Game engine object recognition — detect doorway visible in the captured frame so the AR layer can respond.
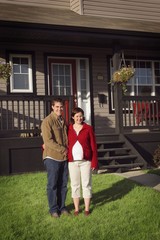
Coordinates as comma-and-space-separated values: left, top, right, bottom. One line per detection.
48, 57, 91, 123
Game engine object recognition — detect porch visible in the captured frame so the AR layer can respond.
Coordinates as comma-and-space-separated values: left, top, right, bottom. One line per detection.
0, 95, 73, 138
0, 94, 160, 175
0, 95, 160, 137
122, 96, 160, 131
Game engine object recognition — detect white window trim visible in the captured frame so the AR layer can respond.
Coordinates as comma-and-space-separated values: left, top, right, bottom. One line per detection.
9, 54, 33, 93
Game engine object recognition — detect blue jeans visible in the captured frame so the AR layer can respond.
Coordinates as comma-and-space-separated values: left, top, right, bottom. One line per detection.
44, 158, 68, 214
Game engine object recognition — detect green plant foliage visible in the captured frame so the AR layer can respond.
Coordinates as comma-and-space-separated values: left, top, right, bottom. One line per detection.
153, 145, 160, 167
112, 66, 135, 83
110, 66, 135, 95
0, 60, 12, 83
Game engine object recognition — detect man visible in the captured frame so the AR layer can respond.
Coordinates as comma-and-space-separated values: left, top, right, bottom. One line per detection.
41, 98, 69, 218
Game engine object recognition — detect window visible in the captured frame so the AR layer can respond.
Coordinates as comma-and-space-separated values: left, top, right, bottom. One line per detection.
110, 58, 160, 109
10, 54, 33, 93
50, 58, 89, 99
51, 63, 72, 95
125, 59, 160, 96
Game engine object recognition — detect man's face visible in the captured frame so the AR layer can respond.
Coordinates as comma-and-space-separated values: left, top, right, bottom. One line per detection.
52, 101, 63, 117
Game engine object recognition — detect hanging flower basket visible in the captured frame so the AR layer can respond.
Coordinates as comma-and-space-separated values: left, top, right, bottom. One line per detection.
110, 66, 135, 94
0, 60, 12, 84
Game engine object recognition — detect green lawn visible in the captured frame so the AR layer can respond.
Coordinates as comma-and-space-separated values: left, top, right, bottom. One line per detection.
145, 168, 160, 176
0, 172, 160, 240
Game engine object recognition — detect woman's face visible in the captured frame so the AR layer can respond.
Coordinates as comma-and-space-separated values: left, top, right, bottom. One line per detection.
72, 112, 84, 124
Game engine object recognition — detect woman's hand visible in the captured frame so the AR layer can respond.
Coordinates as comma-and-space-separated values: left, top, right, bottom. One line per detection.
91, 168, 98, 174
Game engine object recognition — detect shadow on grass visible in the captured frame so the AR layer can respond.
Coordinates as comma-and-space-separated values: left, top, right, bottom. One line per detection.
66, 177, 137, 212
91, 178, 137, 210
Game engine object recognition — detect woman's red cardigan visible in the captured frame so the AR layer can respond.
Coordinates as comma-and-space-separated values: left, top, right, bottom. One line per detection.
67, 123, 98, 169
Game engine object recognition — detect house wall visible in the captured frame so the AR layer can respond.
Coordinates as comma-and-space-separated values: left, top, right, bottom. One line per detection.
1, 42, 160, 134
0, 136, 44, 175
0, 0, 70, 9
82, 0, 160, 22
0, 132, 159, 175
0, 42, 115, 134
2, 41, 160, 132
38, 45, 115, 134
1, 0, 160, 23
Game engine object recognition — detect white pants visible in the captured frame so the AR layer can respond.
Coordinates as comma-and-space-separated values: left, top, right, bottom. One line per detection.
68, 160, 92, 198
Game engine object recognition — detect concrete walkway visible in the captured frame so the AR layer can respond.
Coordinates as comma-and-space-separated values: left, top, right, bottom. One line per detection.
114, 170, 160, 192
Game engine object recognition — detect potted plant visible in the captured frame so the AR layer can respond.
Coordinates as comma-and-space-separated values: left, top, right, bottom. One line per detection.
0, 59, 12, 84
110, 65, 135, 94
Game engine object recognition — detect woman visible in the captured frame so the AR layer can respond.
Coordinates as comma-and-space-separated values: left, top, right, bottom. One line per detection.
68, 107, 98, 216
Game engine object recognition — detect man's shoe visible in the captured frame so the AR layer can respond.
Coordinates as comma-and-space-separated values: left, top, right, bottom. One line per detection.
61, 210, 70, 216
51, 212, 60, 218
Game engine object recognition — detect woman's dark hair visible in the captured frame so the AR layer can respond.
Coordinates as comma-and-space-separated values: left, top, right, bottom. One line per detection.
70, 107, 85, 124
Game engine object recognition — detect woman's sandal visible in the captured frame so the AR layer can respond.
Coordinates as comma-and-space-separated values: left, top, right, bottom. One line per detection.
84, 211, 90, 216
74, 211, 79, 216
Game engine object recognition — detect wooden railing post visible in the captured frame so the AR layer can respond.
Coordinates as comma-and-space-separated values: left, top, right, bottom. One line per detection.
112, 52, 124, 134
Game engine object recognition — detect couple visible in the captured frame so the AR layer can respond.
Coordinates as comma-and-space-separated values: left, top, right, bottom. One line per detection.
41, 98, 98, 218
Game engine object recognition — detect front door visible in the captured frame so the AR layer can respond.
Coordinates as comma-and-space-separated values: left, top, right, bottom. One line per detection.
48, 57, 91, 124
48, 58, 77, 104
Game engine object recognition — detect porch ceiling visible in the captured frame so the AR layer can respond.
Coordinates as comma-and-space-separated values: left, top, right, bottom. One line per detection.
0, 3, 160, 50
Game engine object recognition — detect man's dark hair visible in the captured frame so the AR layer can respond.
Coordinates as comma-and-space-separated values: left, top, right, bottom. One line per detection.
51, 98, 64, 106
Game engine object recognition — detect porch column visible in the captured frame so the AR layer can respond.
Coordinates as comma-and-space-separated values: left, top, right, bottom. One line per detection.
112, 52, 124, 134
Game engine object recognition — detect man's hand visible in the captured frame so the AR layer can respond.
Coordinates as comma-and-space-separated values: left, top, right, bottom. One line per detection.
63, 149, 68, 158
42, 144, 45, 150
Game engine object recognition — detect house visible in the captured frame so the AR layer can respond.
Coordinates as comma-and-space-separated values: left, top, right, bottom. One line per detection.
0, 0, 160, 175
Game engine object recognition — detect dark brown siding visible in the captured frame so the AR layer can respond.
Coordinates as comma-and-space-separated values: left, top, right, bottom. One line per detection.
1, 41, 160, 133
0, 137, 44, 175
0, 42, 113, 134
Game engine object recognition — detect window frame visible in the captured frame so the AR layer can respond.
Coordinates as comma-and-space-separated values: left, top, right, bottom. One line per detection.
9, 54, 34, 93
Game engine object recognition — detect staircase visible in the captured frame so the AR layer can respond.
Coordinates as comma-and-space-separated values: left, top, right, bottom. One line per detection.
96, 133, 148, 173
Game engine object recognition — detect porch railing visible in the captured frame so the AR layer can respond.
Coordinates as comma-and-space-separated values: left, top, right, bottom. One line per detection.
0, 95, 73, 137
122, 96, 160, 131
0, 95, 160, 137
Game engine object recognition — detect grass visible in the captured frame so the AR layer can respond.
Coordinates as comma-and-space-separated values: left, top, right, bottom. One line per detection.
145, 168, 160, 176
0, 172, 160, 240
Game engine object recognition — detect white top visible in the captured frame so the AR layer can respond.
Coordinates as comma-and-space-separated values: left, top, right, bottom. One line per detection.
72, 140, 83, 160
